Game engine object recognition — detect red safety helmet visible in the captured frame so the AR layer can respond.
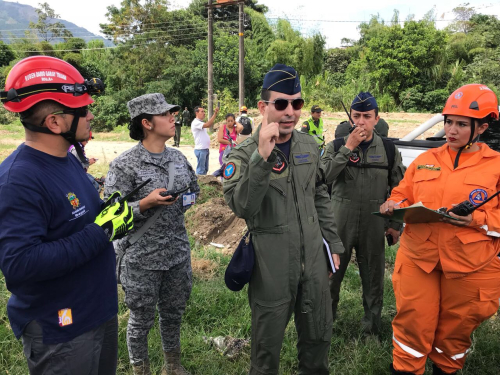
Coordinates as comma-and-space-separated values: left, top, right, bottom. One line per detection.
1, 56, 102, 113
442, 84, 499, 120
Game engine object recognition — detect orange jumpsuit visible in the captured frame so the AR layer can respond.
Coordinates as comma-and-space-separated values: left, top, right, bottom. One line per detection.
388, 143, 500, 374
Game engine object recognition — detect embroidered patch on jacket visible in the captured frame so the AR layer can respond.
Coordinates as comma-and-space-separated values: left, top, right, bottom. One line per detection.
67, 192, 80, 210
417, 165, 441, 171
293, 152, 311, 165
58, 308, 73, 327
224, 162, 236, 180
469, 189, 488, 206
349, 151, 360, 163
272, 154, 288, 174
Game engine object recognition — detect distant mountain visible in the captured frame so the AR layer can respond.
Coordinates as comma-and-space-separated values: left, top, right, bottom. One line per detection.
0, 0, 114, 47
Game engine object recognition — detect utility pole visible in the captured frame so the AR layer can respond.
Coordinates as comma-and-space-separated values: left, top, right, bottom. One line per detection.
206, 0, 245, 118
207, 0, 214, 128
238, 1, 244, 108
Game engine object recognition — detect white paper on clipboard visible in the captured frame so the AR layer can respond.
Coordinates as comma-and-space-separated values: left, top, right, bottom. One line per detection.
323, 238, 336, 274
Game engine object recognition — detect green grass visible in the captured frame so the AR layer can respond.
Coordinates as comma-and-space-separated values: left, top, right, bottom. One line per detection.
1, 242, 499, 374
0, 121, 24, 140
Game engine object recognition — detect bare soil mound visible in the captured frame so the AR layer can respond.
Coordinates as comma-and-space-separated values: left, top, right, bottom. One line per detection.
186, 175, 247, 254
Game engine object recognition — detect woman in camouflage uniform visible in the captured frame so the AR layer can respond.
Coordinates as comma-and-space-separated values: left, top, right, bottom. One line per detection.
104, 93, 199, 375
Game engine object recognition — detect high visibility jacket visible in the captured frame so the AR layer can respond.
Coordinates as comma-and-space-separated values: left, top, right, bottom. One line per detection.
388, 143, 500, 277
306, 118, 324, 146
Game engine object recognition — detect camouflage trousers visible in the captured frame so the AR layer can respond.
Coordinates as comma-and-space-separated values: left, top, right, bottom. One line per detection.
120, 257, 192, 364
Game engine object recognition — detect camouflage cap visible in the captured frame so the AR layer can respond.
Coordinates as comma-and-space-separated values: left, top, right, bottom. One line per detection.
127, 93, 180, 119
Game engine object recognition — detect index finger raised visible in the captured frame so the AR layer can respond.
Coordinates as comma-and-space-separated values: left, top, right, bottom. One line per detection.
261, 104, 269, 127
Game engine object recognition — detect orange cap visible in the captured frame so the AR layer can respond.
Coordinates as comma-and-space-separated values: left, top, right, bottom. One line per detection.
240, 106, 247, 112
442, 84, 499, 120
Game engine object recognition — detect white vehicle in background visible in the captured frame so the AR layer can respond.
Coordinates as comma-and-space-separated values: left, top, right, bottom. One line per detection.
391, 113, 500, 167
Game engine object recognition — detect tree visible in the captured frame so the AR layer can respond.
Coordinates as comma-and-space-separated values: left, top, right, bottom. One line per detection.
28, 2, 73, 42
0, 41, 15, 67
449, 4, 476, 34
359, 19, 447, 103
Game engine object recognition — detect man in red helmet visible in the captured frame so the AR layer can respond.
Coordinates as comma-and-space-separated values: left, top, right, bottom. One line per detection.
380, 84, 500, 375
0, 56, 133, 374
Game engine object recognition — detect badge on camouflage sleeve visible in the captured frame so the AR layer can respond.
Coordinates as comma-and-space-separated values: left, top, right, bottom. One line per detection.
224, 162, 236, 180
106, 171, 117, 186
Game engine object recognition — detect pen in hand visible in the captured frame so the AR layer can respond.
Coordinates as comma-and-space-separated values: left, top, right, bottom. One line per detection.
385, 198, 408, 213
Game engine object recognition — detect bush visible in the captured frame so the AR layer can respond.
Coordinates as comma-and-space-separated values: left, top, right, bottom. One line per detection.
421, 89, 449, 113
399, 87, 424, 112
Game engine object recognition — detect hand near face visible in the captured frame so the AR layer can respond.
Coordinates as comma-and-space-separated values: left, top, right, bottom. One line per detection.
258, 106, 279, 161
345, 126, 367, 151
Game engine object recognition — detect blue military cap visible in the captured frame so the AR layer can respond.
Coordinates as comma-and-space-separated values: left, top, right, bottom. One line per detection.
224, 232, 254, 292
351, 92, 378, 112
262, 64, 301, 95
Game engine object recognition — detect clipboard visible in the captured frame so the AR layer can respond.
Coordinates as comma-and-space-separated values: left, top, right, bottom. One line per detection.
371, 202, 459, 224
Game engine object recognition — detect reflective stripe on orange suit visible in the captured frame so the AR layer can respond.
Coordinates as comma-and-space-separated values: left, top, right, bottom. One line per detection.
387, 143, 500, 374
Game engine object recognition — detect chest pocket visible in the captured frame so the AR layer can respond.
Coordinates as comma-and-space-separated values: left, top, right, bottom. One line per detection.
171, 162, 192, 190
292, 151, 316, 191
413, 169, 441, 203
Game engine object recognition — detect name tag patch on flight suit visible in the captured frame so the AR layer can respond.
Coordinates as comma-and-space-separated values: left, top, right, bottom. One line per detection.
138, 169, 157, 180
224, 162, 236, 180
293, 152, 311, 165
349, 151, 360, 163
272, 154, 288, 174
417, 164, 441, 171
469, 189, 488, 205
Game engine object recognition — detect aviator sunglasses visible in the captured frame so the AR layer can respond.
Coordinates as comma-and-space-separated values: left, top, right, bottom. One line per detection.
263, 98, 305, 111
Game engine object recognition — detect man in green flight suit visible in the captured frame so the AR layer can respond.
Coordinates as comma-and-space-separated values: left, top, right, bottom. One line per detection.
300, 104, 324, 147
335, 117, 389, 138
322, 92, 406, 341
223, 64, 345, 375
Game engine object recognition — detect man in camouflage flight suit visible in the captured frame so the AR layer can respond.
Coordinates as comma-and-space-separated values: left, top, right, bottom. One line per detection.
104, 93, 199, 375
322, 92, 405, 341
223, 64, 344, 375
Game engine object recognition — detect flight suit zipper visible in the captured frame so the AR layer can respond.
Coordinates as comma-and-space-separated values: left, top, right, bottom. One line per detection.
282, 149, 305, 280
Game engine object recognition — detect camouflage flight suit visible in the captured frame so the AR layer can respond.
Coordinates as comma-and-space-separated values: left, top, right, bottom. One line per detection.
223, 127, 344, 375
322, 133, 405, 336
104, 142, 199, 365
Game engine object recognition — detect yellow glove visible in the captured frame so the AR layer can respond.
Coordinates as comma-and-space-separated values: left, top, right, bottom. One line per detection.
95, 200, 133, 241
102, 191, 122, 210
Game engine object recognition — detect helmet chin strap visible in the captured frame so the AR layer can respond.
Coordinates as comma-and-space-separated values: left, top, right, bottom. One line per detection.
453, 117, 477, 169
21, 113, 87, 164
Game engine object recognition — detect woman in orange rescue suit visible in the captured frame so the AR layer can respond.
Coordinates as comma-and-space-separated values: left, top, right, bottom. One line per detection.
380, 84, 500, 375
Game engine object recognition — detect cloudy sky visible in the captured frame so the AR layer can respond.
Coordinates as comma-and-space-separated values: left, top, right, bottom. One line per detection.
6, 0, 500, 47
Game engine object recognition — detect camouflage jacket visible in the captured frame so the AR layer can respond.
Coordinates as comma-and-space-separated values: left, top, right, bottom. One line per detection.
104, 142, 199, 270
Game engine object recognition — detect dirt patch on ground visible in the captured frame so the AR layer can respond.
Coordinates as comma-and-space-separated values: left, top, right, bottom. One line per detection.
186, 176, 247, 254
191, 257, 219, 280
187, 197, 243, 243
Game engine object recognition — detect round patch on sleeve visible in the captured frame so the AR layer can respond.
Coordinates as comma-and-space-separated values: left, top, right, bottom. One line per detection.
106, 171, 117, 187
224, 162, 236, 180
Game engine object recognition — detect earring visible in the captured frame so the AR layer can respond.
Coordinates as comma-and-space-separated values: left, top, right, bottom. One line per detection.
149, 127, 152, 130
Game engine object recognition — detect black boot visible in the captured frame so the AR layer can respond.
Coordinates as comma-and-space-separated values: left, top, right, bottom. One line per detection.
432, 363, 457, 375
390, 363, 416, 375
